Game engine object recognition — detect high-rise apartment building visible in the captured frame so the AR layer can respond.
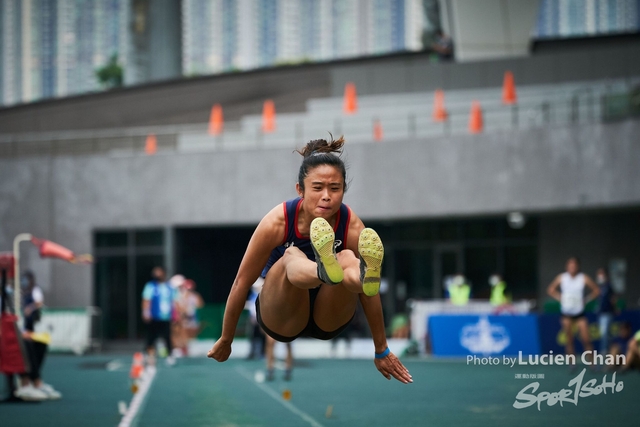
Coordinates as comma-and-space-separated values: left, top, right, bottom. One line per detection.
181, 0, 424, 76
1, 0, 129, 106
535, 0, 640, 39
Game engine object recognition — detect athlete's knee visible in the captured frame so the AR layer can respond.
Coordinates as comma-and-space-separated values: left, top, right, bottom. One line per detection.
337, 250, 358, 267
282, 246, 305, 262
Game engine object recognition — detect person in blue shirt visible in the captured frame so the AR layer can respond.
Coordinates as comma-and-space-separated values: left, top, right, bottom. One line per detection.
142, 266, 178, 366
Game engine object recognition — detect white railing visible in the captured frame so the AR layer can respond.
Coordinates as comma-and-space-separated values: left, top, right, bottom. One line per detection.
34, 306, 102, 354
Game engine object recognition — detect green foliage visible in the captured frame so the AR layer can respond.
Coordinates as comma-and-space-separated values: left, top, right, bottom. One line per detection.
95, 54, 123, 88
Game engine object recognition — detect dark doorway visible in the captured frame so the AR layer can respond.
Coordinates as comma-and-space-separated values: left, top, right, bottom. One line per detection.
175, 226, 256, 304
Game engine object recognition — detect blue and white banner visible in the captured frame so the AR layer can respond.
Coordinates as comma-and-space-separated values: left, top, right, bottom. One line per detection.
429, 315, 541, 357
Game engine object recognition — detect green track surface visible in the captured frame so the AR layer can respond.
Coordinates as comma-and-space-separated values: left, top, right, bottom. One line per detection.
1, 355, 639, 426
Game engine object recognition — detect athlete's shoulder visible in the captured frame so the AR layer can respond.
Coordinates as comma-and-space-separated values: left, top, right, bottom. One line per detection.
344, 206, 364, 251
262, 202, 288, 227
254, 202, 289, 245
346, 206, 363, 229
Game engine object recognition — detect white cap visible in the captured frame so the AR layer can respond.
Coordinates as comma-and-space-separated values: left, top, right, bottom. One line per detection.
489, 275, 500, 286
452, 275, 465, 286
169, 274, 186, 288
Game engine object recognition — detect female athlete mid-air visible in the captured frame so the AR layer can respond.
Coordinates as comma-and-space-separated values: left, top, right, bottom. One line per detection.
208, 136, 412, 384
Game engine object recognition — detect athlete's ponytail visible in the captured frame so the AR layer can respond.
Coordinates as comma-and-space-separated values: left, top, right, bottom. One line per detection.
295, 134, 348, 192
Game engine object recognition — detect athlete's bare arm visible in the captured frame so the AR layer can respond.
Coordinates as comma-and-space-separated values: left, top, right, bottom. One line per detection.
547, 275, 562, 302
208, 204, 285, 362
346, 210, 413, 384
583, 275, 600, 304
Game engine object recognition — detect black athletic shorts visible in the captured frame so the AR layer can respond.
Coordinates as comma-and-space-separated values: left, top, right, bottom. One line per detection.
256, 286, 354, 343
562, 311, 586, 320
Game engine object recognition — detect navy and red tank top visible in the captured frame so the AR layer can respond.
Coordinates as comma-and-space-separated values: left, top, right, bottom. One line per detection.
261, 197, 351, 278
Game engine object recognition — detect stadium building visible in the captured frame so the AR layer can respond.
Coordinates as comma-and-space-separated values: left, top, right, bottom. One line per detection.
1, 0, 639, 342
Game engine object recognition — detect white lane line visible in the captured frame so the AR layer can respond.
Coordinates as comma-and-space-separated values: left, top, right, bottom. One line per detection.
235, 366, 325, 427
106, 359, 124, 371
118, 366, 157, 427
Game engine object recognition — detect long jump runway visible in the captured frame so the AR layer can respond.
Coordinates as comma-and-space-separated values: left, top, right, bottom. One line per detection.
1, 354, 638, 426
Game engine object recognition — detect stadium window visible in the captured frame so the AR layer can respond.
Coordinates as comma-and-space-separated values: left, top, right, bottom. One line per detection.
95, 231, 128, 248
437, 221, 459, 241
464, 220, 499, 240
134, 229, 164, 247
505, 217, 538, 239
504, 245, 538, 300
464, 247, 498, 299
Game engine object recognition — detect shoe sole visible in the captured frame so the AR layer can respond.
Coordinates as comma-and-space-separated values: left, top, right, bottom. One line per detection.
310, 217, 344, 284
359, 228, 384, 296
14, 393, 47, 401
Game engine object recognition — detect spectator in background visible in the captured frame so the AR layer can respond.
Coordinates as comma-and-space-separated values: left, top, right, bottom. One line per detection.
169, 274, 188, 358
331, 305, 366, 358
22, 270, 43, 333
489, 273, 509, 306
448, 274, 470, 306
547, 257, 600, 363
390, 312, 410, 339
595, 267, 617, 355
142, 266, 178, 366
265, 335, 293, 381
181, 279, 204, 353
608, 322, 633, 370
245, 279, 266, 360
620, 327, 640, 373
15, 271, 61, 400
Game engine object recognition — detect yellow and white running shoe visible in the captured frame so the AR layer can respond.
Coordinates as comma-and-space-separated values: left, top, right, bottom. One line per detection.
358, 228, 384, 296
310, 217, 344, 284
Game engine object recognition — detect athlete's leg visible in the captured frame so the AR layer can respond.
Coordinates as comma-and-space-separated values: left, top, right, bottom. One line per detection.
576, 317, 593, 358
259, 248, 312, 338
562, 317, 575, 356
282, 246, 331, 289
312, 250, 360, 333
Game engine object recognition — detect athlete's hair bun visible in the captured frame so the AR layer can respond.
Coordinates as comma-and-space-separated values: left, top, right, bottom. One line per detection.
296, 134, 345, 158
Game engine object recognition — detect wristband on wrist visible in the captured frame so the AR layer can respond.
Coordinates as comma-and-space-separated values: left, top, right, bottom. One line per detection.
375, 347, 390, 359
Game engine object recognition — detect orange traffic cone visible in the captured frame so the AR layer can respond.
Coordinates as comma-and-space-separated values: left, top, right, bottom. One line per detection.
432, 89, 448, 122
343, 82, 358, 114
373, 119, 384, 141
468, 101, 483, 134
145, 134, 157, 155
208, 104, 224, 135
502, 71, 517, 104
262, 100, 276, 133
130, 352, 144, 380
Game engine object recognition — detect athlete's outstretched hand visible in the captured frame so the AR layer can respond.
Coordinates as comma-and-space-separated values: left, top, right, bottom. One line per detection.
374, 352, 413, 384
208, 338, 232, 362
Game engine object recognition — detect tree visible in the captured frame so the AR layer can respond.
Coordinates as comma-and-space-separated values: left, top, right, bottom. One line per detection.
96, 54, 123, 89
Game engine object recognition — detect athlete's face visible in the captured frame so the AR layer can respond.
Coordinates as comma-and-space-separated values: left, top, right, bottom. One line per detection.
566, 259, 579, 276
297, 165, 345, 219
